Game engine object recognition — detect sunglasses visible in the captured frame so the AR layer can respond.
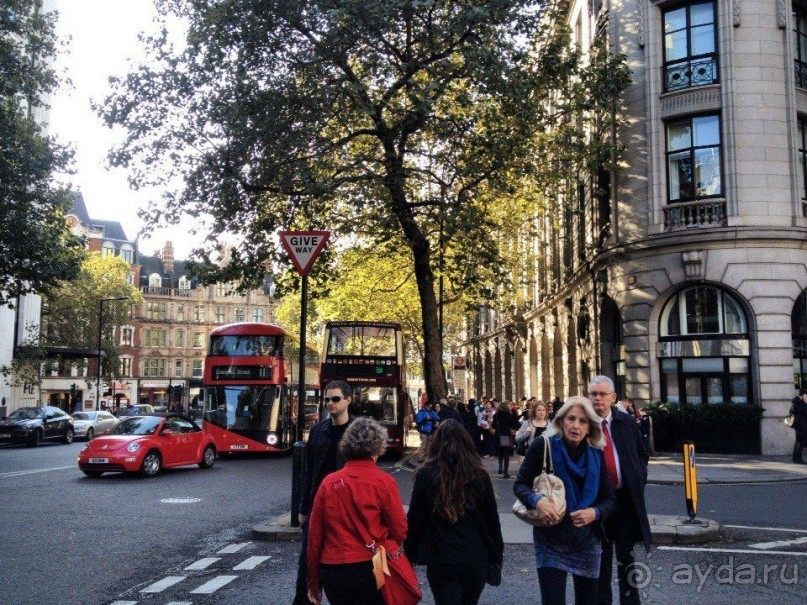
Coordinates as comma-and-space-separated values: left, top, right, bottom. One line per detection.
326, 396, 344, 403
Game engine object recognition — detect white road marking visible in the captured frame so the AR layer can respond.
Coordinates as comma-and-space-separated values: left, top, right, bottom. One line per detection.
233, 555, 271, 570
724, 524, 807, 534
190, 575, 238, 594
185, 557, 221, 570
749, 536, 807, 550
0, 465, 74, 478
109, 601, 138, 605
165, 602, 193, 605
217, 542, 251, 554
658, 546, 807, 556
140, 576, 186, 593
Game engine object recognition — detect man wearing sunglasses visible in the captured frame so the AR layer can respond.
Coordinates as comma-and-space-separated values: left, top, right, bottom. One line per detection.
294, 380, 355, 605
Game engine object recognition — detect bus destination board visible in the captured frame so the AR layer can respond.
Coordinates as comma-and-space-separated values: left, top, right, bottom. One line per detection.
213, 365, 273, 380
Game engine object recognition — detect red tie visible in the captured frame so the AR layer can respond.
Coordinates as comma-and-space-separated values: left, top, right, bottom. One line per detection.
602, 420, 619, 488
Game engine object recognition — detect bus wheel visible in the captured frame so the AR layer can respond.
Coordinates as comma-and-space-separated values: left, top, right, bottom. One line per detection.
199, 445, 216, 469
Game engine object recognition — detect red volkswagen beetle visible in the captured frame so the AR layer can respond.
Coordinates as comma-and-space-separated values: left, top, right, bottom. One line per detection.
77, 413, 217, 478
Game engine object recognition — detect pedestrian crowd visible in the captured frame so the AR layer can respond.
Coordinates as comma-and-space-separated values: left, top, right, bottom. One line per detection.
295, 376, 651, 605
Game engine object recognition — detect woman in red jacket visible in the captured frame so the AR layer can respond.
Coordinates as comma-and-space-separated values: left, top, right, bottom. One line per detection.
307, 417, 408, 605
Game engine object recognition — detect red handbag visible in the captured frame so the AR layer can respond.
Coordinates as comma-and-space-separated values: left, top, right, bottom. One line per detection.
335, 479, 422, 605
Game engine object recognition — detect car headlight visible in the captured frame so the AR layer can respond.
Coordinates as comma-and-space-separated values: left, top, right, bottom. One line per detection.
266, 434, 278, 445
126, 442, 141, 453
80, 446, 88, 453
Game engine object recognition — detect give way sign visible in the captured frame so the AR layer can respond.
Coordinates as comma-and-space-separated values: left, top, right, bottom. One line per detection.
278, 231, 331, 276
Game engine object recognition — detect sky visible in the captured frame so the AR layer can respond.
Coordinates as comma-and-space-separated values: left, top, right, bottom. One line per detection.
50, 0, 200, 259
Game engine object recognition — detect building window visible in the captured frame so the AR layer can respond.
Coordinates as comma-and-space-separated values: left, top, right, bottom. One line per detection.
792, 291, 807, 390
179, 275, 191, 290
120, 244, 134, 264
176, 329, 184, 348
194, 304, 205, 322
799, 117, 807, 201
120, 326, 134, 347
663, 1, 718, 92
149, 273, 162, 288
119, 357, 132, 377
175, 359, 183, 378
216, 284, 227, 297
795, 7, 807, 88
144, 329, 167, 348
234, 308, 245, 322
193, 332, 203, 348
253, 308, 264, 323
177, 305, 185, 321
126, 272, 135, 286
102, 241, 115, 257
146, 302, 167, 320
215, 306, 225, 323
192, 360, 203, 378
143, 358, 166, 377
666, 114, 721, 202
658, 286, 750, 405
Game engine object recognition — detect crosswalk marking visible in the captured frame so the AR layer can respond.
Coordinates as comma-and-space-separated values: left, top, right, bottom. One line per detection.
185, 557, 221, 570
724, 524, 807, 534
217, 542, 251, 554
165, 602, 193, 605
140, 576, 186, 593
749, 536, 807, 550
190, 575, 239, 594
233, 555, 271, 570
109, 601, 138, 605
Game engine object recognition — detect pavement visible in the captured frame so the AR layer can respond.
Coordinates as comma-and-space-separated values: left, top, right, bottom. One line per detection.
253, 433, 807, 546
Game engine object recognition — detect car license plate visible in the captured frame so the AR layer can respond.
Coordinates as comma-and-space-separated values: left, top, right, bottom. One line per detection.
230, 444, 248, 450
0, 434, 10, 438
88, 457, 109, 464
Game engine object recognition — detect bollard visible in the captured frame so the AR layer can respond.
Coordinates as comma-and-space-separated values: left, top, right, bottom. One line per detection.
290, 440, 307, 528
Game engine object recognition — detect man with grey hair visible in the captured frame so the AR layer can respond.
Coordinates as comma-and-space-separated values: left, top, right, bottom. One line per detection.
587, 376, 651, 605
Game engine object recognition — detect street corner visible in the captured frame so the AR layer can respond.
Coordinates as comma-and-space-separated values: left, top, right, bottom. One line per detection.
252, 514, 304, 542
649, 514, 721, 545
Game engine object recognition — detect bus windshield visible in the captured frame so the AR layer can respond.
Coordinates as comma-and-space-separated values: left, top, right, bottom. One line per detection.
204, 385, 280, 431
327, 325, 396, 357
349, 386, 398, 424
209, 335, 282, 357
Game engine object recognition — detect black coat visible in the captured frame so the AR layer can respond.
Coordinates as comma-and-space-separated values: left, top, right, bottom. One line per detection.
404, 466, 503, 574
791, 396, 807, 440
607, 409, 652, 550
299, 415, 355, 516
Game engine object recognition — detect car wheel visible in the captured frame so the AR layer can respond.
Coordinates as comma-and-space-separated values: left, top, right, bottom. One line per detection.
27, 429, 42, 448
86, 428, 94, 441
140, 451, 162, 478
199, 445, 216, 469
82, 470, 103, 478
62, 428, 74, 444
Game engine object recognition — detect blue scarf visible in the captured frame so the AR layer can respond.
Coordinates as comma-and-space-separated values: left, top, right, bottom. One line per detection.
549, 434, 602, 512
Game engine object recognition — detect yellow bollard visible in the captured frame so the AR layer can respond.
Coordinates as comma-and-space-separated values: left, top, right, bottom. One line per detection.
683, 441, 699, 523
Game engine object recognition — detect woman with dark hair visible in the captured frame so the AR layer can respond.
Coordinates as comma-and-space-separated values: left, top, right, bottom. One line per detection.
405, 419, 503, 605
492, 400, 519, 478
306, 418, 407, 605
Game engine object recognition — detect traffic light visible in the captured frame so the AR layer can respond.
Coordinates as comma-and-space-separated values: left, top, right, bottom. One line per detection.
70, 383, 77, 399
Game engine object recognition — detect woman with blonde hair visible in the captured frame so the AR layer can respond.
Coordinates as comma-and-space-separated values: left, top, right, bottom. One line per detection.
515, 400, 550, 459
513, 397, 616, 605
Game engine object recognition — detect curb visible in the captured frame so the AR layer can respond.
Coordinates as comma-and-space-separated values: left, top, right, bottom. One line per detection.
648, 514, 720, 545
253, 514, 303, 542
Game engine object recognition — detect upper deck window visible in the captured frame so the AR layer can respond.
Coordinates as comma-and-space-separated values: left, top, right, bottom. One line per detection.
209, 334, 283, 357
663, 1, 718, 92
327, 325, 397, 357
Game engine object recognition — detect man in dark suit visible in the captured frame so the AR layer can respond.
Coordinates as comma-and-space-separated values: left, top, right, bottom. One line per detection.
588, 376, 652, 605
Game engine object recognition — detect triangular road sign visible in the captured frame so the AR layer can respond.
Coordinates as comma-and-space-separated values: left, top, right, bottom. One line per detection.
279, 231, 331, 276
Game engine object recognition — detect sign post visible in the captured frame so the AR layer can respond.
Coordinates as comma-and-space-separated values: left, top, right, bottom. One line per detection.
278, 230, 330, 528
683, 441, 700, 523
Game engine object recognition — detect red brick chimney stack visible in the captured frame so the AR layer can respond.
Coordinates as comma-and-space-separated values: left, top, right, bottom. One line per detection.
162, 241, 175, 273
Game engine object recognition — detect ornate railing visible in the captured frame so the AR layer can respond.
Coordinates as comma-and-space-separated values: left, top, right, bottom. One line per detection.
664, 199, 726, 230
664, 55, 719, 93
141, 286, 191, 298
796, 60, 807, 89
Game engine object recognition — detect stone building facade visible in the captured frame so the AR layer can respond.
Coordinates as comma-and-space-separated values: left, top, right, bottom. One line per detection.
459, 0, 807, 455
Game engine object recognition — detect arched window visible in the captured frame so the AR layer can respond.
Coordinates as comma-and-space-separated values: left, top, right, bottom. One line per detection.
101, 241, 115, 257
658, 286, 751, 405
792, 291, 807, 390
120, 244, 134, 264
149, 273, 162, 288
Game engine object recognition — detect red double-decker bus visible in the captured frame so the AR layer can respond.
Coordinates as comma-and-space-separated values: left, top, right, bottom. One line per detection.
201, 323, 295, 453
320, 321, 413, 456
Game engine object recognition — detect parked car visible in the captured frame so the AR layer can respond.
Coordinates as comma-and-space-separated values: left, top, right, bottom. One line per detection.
0, 406, 74, 447
71, 410, 119, 440
77, 413, 217, 478
117, 404, 155, 417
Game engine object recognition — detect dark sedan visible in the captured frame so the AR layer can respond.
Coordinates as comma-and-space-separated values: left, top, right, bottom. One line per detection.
0, 406, 75, 447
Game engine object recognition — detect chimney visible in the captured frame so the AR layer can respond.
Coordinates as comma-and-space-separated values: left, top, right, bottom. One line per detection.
162, 241, 175, 273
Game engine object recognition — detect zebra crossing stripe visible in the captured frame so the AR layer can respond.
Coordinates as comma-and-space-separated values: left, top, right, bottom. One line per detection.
109, 601, 138, 605
190, 575, 239, 594
233, 555, 271, 570
165, 602, 193, 605
217, 542, 251, 554
185, 557, 221, 570
140, 576, 186, 593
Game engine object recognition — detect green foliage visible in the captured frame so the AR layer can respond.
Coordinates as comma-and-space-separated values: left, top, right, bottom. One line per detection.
0, 0, 85, 304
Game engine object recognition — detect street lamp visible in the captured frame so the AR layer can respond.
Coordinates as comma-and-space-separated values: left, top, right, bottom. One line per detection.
96, 296, 129, 411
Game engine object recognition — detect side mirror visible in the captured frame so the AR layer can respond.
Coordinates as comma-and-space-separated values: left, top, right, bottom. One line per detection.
161, 429, 173, 437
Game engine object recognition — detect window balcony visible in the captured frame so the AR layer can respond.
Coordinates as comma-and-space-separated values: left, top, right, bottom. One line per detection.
663, 55, 719, 93
663, 199, 726, 231
141, 286, 191, 298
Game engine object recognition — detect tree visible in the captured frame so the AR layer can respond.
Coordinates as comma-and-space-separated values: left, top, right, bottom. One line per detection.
99, 0, 628, 405
0, 0, 85, 304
